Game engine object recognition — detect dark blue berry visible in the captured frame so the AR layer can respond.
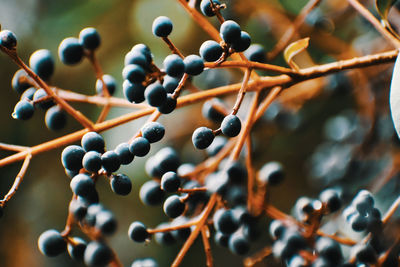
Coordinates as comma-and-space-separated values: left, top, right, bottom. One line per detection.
85, 204, 104, 226
158, 94, 176, 114
315, 237, 343, 264
82, 151, 102, 173
352, 190, 374, 216
131, 43, 152, 64
123, 80, 145, 103
319, 188, 341, 213
214, 231, 229, 247
202, 98, 226, 122
199, 40, 223, 62
213, 209, 239, 235
110, 174, 132, 196
38, 229, 67, 257
12, 99, 34, 120
83, 242, 112, 267
79, 27, 101, 50
163, 54, 184, 77
163, 75, 180, 93
184, 54, 204, 75
139, 180, 165, 206
244, 44, 267, 63
95, 210, 117, 235
20, 87, 36, 100
163, 195, 185, 218
96, 74, 117, 95
231, 31, 252, 52
124, 50, 148, 67
67, 237, 86, 261
192, 127, 214, 149
220, 20, 241, 44
145, 83, 167, 107
130, 137, 151, 157
154, 223, 176, 246
269, 220, 286, 239
206, 136, 227, 156
152, 16, 173, 37
258, 161, 284, 186
70, 173, 95, 197
61, 145, 85, 171
12, 69, 32, 94
33, 88, 54, 110
221, 114, 241, 137
81, 132, 105, 153
101, 151, 120, 173
128, 221, 150, 242
0, 30, 17, 49
170, 217, 191, 241
69, 198, 87, 221
141, 122, 165, 143
114, 143, 134, 165
29, 49, 55, 81
161, 171, 181, 192
200, 0, 221, 17
123, 64, 146, 84
349, 213, 367, 232
45, 105, 67, 131
228, 230, 250, 255
224, 160, 247, 184
350, 244, 377, 264
58, 37, 84, 65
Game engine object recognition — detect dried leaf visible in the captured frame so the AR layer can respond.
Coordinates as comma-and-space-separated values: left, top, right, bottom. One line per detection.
389, 50, 400, 137
283, 37, 310, 71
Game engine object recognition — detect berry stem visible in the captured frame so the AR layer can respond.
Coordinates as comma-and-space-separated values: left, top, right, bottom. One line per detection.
161, 37, 185, 59
232, 68, 252, 115
200, 225, 214, 267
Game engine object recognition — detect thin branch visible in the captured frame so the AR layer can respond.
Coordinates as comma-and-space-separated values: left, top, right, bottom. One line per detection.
200, 226, 214, 267
0, 143, 29, 152
232, 68, 252, 115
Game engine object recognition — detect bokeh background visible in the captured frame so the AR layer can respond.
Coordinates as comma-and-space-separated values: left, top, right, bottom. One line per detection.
0, 0, 399, 266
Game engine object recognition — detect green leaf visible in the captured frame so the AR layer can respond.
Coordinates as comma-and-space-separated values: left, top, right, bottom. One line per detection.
375, 0, 396, 20
283, 37, 310, 71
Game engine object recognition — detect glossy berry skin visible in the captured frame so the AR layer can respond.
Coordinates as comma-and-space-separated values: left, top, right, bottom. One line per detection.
161, 171, 180, 192
81, 132, 105, 153
70, 173, 95, 197
152, 16, 173, 37
128, 221, 149, 242
96, 74, 117, 96
85, 203, 104, 226
163, 195, 185, 218
184, 55, 204, 75
349, 213, 367, 232
258, 161, 284, 186
144, 83, 167, 107
101, 151, 120, 173
0, 30, 17, 49
29, 49, 55, 81
110, 174, 132, 195
213, 209, 239, 235
129, 137, 151, 157
206, 136, 227, 156
38, 229, 67, 257
45, 105, 67, 131
12, 69, 32, 94
69, 198, 88, 221
244, 44, 267, 63
139, 180, 165, 206
61, 145, 85, 171
315, 237, 342, 264
20, 87, 36, 101
123, 64, 146, 84
202, 98, 226, 122
231, 31, 251, 52
319, 189, 341, 213
214, 231, 229, 247
350, 244, 377, 264
114, 143, 134, 165
220, 20, 241, 44
67, 237, 86, 261
163, 75, 180, 93
12, 99, 34, 120
158, 94, 177, 114
83, 242, 112, 267
95, 210, 117, 235
269, 220, 286, 239
199, 40, 223, 62
151, 147, 181, 175
131, 43, 152, 64
33, 88, 54, 110
82, 151, 102, 173
200, 0, 221, 17
163, 54, 185, 77
221, 114, 241, 137
131, 258, 159, 267
228, 230, 250, 255
125, 50, 148, 67
192, 127, 214, 150
79, 27, 101, 50
58, 37, 84, 65
123, 80, 145, 103
141, 122, 165, 143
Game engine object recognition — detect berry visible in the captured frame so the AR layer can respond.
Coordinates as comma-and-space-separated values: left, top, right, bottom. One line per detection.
69, 198, 88, 221
258, 161, 284, 186
114, 143, 134, 165
95, 210, 117, 235
125, 50, 148, 67
319, 188, 341, 213
349, 213, 367, 232
315, 237, 342, 264
224, 160, 247, 184
0, 30, 17, 49
231, 31, 252, 52
139, 180, 165, 206
131, 43, 152, 64
161, 171, 181, 192
192, 127, 214, 149
151, 147, 181, 175
33, 88, 54, 110
130, 137, 151, 157
200, 0, 221, 17
228, 230, 250, 255
45, 105, 67, 131
12, 69, 32, 94
85, 204, 104, 226
221, 114, 241, 137
154, 223, 176, 246
244, 44, 267, 63
123, 80, 145, 103
83, 242, 112, 267
20, 87, 36, 100
38, 229, 67, 257
70, 173, 95, 197
79, 27, 101, 50
214, 231, 229, 247
206, 136, 227, 156
131, 258, 159, 267
202, 98, 226, 122
213, 209, 239, 234
61, 145, 85, 171
163, 75, 180, 93
158, 94, 177, 114
110, 174, 132, 196
163, 54, 185, 77
67, 237, 87, 261
101, 151, 120, 173
144, 83, 167, 107
184, 54, 204, 75
123, 64, 146, 84
12, 99, 34, 120
152, 16, 173, 37
199, 40, 223, 62
350, 243, 377, 264
141, 122, 165, 143
82, 151, 102, 173
29, 49, 55, 81
220, 20, 241, 44
170, 217, 191, 241
269, 220, 286, 239
81, 132, 105, 153
352, 190, 374, 215
128, 221, 149, 242
96, 74, 117, 95
163, 195, 185, 218
58, 37, 84, 65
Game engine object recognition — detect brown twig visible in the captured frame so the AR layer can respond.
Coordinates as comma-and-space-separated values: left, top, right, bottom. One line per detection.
200, 225, 214, 267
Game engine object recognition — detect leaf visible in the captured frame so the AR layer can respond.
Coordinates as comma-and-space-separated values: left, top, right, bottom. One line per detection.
283, 37, 310, 71
375, 0, 396, 21
389, 50, 400, 137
